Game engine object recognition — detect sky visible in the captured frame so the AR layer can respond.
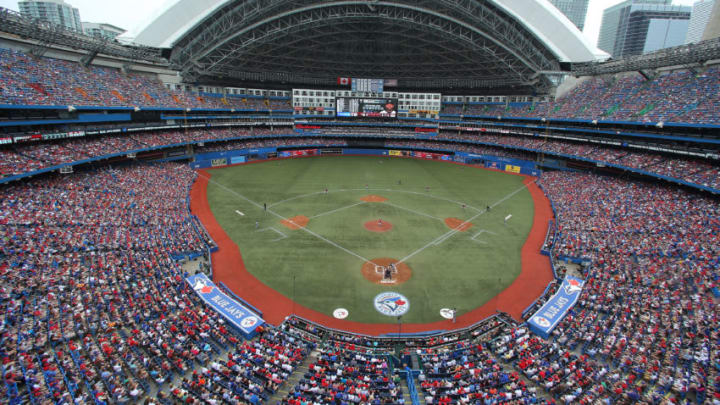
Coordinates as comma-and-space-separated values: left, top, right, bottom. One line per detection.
0, 0, 705, 46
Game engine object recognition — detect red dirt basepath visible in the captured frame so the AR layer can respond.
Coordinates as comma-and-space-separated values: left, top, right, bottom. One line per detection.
361, 258, 412, 285
444, 217, 474, 232
280, 215, 309, 230
191, 164, 554, 334
364, 219, 393, 232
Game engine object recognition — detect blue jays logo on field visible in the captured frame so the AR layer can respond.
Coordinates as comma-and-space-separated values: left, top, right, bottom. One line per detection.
374, 292, 409, 316
563, 278, 584, 295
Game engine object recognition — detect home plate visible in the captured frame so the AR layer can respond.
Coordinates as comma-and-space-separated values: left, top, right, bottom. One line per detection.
333, 308, 349, 319
235, 210, 244, 216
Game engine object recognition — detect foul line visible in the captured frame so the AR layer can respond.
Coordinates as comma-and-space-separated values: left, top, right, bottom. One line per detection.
309, 201, 365, 219
199, 173, 375, 265
382, 201, 443, 221
256, 227, 288, 242
397, 184, 528, 264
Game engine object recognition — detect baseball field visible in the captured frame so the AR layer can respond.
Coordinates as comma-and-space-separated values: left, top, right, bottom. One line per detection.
195, 155, 541, 326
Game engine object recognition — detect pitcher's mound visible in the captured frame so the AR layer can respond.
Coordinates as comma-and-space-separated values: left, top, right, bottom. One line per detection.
361, 258, 412, 285
360, 195, 388, 202
365, 219, 393, 232
445, 217, 474, 232
280, 215, 309, 230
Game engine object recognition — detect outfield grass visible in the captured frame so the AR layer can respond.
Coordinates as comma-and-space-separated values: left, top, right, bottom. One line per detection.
205, 155, 534, 324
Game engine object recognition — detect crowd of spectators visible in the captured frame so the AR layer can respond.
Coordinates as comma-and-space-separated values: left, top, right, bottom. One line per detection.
0, 130, 718, 403
0, 162, 313, 403
419, 337, 546, 404
441, 68, 720, 124
498, 171, 720, 404
0, 127, 299, 178
3, 126, 719, 198
0, 48, 291, 110
279, 343, 403, 405
437, 131, 720, 190
7, 45, 720, 124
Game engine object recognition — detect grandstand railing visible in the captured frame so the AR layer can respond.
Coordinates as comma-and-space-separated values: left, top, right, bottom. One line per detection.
0, 7, 165, 63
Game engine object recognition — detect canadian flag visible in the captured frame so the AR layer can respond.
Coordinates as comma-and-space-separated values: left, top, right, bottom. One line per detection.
337, 77, 350, 85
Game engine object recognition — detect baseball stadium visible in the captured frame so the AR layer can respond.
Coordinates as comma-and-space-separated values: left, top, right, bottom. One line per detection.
0, 0, 718, 404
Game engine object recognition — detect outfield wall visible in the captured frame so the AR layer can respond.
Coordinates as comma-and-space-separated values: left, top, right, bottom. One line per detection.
190, 146, 541, 177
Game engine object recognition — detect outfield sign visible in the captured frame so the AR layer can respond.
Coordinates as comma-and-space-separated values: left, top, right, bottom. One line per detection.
527, 276, 584, 339
187, 273, 265, 338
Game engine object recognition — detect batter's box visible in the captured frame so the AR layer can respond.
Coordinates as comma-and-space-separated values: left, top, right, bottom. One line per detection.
256, 227, 288, 242
362, 258, 411, 285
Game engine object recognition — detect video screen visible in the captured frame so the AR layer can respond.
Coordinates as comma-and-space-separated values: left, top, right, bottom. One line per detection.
336, 97, 397, 118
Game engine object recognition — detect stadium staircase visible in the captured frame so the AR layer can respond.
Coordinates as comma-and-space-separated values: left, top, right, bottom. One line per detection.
636, 103, 656, 118
399, 375, 422, 405
75, 87, 91, 101
111, 89, 127, 102
27, 82, 49, 96
603, 103, 620, 117
267, 348, 318, 403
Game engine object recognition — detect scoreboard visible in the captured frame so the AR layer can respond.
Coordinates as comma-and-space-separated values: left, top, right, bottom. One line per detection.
336, 97, 398, 118
351, 78, 384, 93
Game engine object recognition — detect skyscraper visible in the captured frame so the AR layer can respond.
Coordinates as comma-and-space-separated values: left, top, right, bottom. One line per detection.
548, 0, 590, 32
685, 0, 715, 43
598, 0, 691, 58
83, 22, 126, 41
18, 0, 82, 32
701, 0, 720, 39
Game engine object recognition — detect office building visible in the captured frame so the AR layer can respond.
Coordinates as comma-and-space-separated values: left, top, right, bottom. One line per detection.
18, 0, 82, 32
548, 0, 590, 31
598, 0, 691, 58
686, 0, 715, 43
83, 22, 126, 40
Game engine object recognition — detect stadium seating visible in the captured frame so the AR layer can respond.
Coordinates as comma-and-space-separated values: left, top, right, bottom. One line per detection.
436, 131, 720, 190
525, 171, 719, 404
2, 36, 720, 405
0, 48, 291, 110
441, 68, 720, 124
0, 163, 316, 404
5, 127, 718, 192
418, 339, 546, 404
4, 46, 720, 123
279, 343, 404, 404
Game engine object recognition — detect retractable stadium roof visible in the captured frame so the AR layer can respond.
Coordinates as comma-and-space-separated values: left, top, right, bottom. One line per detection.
130, 0, 604, 93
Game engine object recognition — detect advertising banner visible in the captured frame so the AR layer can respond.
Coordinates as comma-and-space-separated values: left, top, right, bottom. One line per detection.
230, 156, 246, 165
528, 276, 584, 339
211, 158, 227, 167
186, 273, 265, 338
505, 164, 521, 174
